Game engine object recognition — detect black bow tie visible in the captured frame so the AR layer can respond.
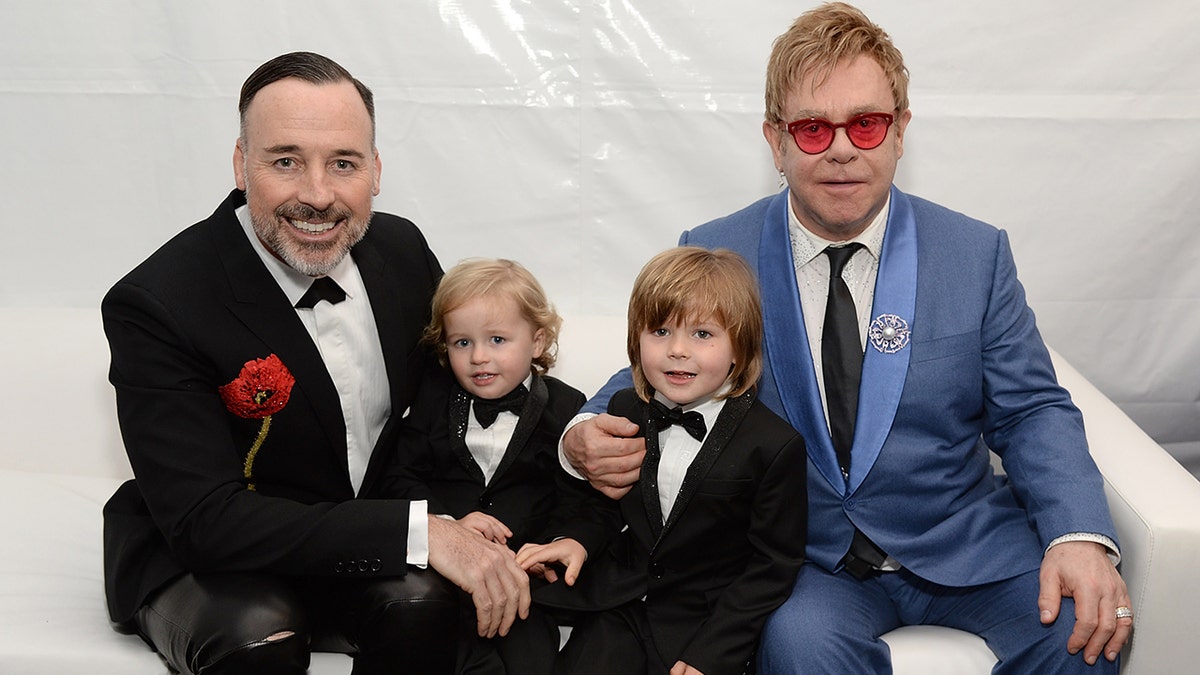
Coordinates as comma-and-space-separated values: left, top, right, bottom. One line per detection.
473, 384, 528, 428
649, 398, 707, 442
295, 276, 346, 309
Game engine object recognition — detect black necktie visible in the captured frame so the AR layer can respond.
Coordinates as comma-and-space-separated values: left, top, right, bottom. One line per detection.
473, 384, 528, 428
823, 244, 891, 578
649, 398, 707, 442
822, 244, 864, 480
295, 276, 346, 309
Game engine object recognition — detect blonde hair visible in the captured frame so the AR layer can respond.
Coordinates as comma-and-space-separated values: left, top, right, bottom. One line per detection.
423, 258, 561, 374
627, 247, 763, 401
764, 2, 909, 125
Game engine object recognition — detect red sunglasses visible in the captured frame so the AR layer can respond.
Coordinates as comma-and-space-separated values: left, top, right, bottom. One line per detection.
784, 112, 895, 154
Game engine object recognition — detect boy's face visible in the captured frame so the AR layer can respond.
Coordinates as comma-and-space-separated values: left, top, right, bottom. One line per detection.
444, 294, 546, 400
639, 314, 734, 406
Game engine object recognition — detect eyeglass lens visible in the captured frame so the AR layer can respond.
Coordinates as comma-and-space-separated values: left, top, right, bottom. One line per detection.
788, 113, 893, 154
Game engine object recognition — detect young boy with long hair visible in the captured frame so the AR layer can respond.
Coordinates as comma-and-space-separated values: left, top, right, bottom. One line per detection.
518, 247, 808, 675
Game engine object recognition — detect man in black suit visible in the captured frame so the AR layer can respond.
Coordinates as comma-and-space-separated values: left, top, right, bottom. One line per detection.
101, 52, 529, 675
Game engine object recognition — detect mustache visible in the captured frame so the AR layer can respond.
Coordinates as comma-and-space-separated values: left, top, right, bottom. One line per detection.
276, 204, 352, 223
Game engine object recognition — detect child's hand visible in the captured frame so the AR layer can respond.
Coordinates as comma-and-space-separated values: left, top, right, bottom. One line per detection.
515, 539, 587, 586
670, 661, 704, 675
457, 511, 513, 544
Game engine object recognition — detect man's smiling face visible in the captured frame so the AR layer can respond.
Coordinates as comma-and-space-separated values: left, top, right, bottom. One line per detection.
234, 77, 381, 276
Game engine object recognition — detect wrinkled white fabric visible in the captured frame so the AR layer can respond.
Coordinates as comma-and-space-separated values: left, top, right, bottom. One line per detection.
2, 0, 1196, 469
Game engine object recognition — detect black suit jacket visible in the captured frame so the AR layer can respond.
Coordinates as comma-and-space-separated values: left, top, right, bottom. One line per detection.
101, 189, 442, 623
396, 372, 605, 551
536, 388, 808, 674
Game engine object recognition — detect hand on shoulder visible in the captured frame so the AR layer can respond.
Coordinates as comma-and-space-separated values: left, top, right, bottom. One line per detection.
563, 413, 645, 499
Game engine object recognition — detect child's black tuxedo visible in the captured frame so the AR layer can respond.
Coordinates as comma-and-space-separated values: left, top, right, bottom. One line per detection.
535, 387, 808, 674
397, 369, 606, 552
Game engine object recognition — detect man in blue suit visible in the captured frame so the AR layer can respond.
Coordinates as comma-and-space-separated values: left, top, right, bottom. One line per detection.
562, 3, 1132, 672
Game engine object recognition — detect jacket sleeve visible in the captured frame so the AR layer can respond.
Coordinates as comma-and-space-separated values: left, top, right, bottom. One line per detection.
578, 366, 635, 416
542, 389, 635, 554
382, 366, 449, 506
977, 231, 1117, 550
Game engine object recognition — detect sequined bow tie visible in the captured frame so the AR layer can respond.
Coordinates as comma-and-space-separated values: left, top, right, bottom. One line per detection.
649, 398, 706, 442
473, 384, 528, 428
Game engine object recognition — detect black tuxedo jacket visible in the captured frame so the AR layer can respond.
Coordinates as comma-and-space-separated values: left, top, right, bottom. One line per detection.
536, 388, 808, 674
396, 372, 608, 551
101, 189, 442, 624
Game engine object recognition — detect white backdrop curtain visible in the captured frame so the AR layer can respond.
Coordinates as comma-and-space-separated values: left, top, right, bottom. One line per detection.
2, 1, 1197, 474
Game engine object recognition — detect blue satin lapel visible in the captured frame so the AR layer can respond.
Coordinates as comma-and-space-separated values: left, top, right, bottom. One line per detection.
848, 186, 917, 492
758, 191, 844, 490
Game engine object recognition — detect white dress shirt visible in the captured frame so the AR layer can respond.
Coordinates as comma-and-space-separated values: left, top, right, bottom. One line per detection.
465, 375, 533, 486
786, 195, 889, 435
653, 390, 728, 522
236, 206, 429, 565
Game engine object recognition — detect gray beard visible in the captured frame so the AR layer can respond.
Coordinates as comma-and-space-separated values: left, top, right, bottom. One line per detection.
244, 192, 371, 276
257, 221, 358, 277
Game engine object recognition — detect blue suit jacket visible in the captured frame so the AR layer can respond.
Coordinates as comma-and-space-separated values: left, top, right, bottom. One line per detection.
588, 187, 1117, 587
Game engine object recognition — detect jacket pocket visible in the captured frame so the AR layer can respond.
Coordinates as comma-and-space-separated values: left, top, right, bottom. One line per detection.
909, 329, 979, 364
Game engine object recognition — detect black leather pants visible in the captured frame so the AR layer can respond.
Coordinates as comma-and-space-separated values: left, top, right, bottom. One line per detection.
135, 570, 459, 675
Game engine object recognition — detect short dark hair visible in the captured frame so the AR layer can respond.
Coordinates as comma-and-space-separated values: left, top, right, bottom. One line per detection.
238, 51, 375, 141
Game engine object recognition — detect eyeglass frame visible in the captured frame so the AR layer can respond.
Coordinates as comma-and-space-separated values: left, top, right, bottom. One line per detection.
783, 111, 897, 155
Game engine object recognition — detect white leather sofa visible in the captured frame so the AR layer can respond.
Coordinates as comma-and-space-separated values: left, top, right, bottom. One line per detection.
1, 308, 1196, 674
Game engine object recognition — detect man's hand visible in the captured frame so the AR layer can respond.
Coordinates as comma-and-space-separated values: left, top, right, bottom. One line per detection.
1038, 540, 1132, 665
427, 515, 530, 638
458, 511, 513, 545
562, 413, 645, 499
670, 661, 705, 675
516, 539, 587, 586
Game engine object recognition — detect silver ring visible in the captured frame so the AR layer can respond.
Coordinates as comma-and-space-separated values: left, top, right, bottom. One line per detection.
1115, 606, 1133, 620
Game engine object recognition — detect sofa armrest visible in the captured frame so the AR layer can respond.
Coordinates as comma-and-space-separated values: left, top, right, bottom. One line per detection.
1050, 348, 1200, 674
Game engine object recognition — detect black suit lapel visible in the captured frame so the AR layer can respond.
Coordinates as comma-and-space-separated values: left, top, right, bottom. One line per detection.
639, 408, 666, 539
352, 232, 404, 398
353, 232, 402, 491
448, 384, 487, 483
214, 192, 348, 466
658, 392, 754, 541
354, 227, 439, 492
489, 373, 548, 487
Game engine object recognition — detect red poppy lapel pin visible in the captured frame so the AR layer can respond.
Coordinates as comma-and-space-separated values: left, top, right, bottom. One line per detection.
218, 354, 296, 490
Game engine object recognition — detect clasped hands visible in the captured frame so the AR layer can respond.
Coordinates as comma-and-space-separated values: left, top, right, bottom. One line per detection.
426, 513, 528, 638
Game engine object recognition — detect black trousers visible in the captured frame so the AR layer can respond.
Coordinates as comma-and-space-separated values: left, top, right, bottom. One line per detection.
455, 601, 561, 675
134, 569, 459, 675
554, 602, 670, 675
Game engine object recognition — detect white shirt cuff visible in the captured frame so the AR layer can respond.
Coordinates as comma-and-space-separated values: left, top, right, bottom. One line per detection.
557, 412, 597, 480
1047, 532, 1120, 566
406, 500, 429, 568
